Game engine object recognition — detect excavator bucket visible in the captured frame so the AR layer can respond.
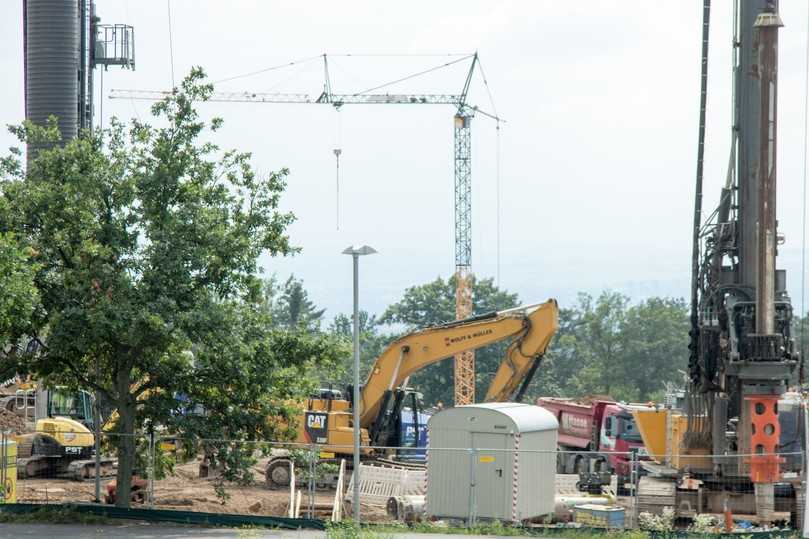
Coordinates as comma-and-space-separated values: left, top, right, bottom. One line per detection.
632, 409, 667, 463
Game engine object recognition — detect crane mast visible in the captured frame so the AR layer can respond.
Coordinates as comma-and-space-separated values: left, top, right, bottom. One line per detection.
111, 53, 500, 406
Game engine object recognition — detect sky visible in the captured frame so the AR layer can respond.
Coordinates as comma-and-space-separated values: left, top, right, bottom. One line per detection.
1, 1, 809, 321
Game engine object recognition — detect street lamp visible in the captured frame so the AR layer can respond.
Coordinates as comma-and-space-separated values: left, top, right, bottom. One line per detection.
342, 244, 377, 525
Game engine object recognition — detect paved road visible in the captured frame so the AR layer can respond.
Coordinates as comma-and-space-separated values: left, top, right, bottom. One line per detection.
0, 522, 535, 538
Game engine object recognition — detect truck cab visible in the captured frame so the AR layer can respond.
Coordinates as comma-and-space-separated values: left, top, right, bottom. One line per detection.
598, 404, 645, 476
537, 397, 648, 480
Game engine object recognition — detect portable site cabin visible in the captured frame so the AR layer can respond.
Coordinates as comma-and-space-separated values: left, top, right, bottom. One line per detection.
426, 403, 558, 522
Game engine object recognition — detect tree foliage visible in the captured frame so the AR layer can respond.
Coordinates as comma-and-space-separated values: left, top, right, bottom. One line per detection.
378, 275, 520, 406
0, 68, 344, 506
364, 279, 690, 406
529, 292, 690, 402
0, 231, 39, 348
329, 310, 389, 386
260, 274, 325, 331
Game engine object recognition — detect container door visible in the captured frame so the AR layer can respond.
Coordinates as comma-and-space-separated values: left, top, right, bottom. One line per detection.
472, 432, 509, 520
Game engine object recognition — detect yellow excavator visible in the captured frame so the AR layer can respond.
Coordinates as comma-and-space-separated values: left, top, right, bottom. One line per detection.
265, 299, 559, 488
1, 381, 115, 479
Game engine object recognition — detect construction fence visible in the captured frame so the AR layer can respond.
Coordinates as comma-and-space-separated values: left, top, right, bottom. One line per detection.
1, 432, 806, 532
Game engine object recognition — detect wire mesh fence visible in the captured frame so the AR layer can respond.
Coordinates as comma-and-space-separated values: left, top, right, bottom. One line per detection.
0, 431, 804, 532
9, 430, 142, 506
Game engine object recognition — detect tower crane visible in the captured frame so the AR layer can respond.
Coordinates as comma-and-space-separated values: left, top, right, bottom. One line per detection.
111, 53, 502, 405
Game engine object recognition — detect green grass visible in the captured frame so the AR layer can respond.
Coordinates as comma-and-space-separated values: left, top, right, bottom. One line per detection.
326, 521, 396, 539
327, 521, 655, 539
0, 506, 110, 525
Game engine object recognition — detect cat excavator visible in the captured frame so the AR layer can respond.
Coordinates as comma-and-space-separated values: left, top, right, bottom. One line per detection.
265, 299, 559, 488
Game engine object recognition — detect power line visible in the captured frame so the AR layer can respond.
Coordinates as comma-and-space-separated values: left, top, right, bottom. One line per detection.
167, 0, 175, 88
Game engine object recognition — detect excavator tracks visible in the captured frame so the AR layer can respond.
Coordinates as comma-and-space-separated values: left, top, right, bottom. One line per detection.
66, 457, 117, 480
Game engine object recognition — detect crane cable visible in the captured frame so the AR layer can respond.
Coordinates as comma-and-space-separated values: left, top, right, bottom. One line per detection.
167, 0, 175, 88
801, 0, 809, 374
477, 58, 502, 286
334, 110, 343, 231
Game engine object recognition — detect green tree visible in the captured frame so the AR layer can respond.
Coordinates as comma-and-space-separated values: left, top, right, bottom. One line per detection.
379, 275, 519, 406
0, 68, 317, 506
568, 291, 630, 398
168, 301, 346, 493
329, 310, 390, 386
0, 231, 39, 348
261, 274, 325, 331
526, 292, 689, 402
619, 297, 689, 401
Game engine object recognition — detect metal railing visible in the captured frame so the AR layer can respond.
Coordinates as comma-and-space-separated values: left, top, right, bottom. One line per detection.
0, 432, 804, 533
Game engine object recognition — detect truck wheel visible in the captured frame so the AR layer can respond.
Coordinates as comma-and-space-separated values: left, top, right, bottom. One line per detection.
556, 453, 566, 474
266, 459, 292, 489
574, 456, 588, 474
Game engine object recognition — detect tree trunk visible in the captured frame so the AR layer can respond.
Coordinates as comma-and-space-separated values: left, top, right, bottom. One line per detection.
115, 369, 136, 508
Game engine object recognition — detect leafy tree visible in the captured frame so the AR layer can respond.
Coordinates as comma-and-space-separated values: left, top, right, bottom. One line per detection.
0, 68, 317, 506
261, 274, 325, 331
619, 297, 689, 401
0, 231, 39, 348
167, 301, 346, 495
527, 292, 689, 402
793, 314, 809, 377
567, 291, 630, 398
379, 275, 520, 406
329, 310, 390, 386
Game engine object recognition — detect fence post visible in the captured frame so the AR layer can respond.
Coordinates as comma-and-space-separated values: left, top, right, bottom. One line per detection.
0, 430, 6, 503
630, 450, 639, 529
147, 430, 155, 508
467, 448, 477, 527
796, 400, 809, 538
93, 397, 101, 503
307, 444, 317, 519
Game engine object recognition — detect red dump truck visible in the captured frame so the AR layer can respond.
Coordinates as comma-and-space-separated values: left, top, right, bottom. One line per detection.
536, 397, 646, 480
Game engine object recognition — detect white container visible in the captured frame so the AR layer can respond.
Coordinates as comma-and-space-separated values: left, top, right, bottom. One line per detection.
426, 403, 558, 522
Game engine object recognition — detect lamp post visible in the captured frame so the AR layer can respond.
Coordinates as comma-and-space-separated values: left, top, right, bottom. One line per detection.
342, 244, 377, 526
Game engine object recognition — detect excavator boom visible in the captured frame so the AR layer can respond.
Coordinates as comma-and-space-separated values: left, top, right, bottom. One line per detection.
483, 301, 558, 402
359, 299, 559, 426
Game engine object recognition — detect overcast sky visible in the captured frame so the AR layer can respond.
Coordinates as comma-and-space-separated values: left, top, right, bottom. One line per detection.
2, 1, 809, 320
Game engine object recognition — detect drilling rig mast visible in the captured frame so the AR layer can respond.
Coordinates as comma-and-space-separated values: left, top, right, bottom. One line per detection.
636, 0, 801, 524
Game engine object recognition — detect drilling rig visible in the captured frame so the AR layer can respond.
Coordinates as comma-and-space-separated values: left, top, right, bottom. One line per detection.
634, 1, 803, 525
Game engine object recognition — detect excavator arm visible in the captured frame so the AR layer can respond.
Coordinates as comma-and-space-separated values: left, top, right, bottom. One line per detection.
483, 300, 559, 402
358, 299, 559, 426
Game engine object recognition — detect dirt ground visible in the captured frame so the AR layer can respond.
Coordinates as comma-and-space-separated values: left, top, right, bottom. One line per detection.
14, 457, 389, 522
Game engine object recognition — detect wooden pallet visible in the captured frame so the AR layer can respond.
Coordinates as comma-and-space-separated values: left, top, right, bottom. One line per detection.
636, 476, 676, 515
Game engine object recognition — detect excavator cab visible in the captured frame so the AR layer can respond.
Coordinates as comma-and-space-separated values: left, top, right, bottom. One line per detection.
368, 388, 424, 451
47, 388, 95, 431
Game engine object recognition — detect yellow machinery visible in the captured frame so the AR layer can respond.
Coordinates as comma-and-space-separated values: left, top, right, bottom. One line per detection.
266, 300, 559, 487
0, 440, 16, 503
5, 383, 114, 479
632, 408, 713, 473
